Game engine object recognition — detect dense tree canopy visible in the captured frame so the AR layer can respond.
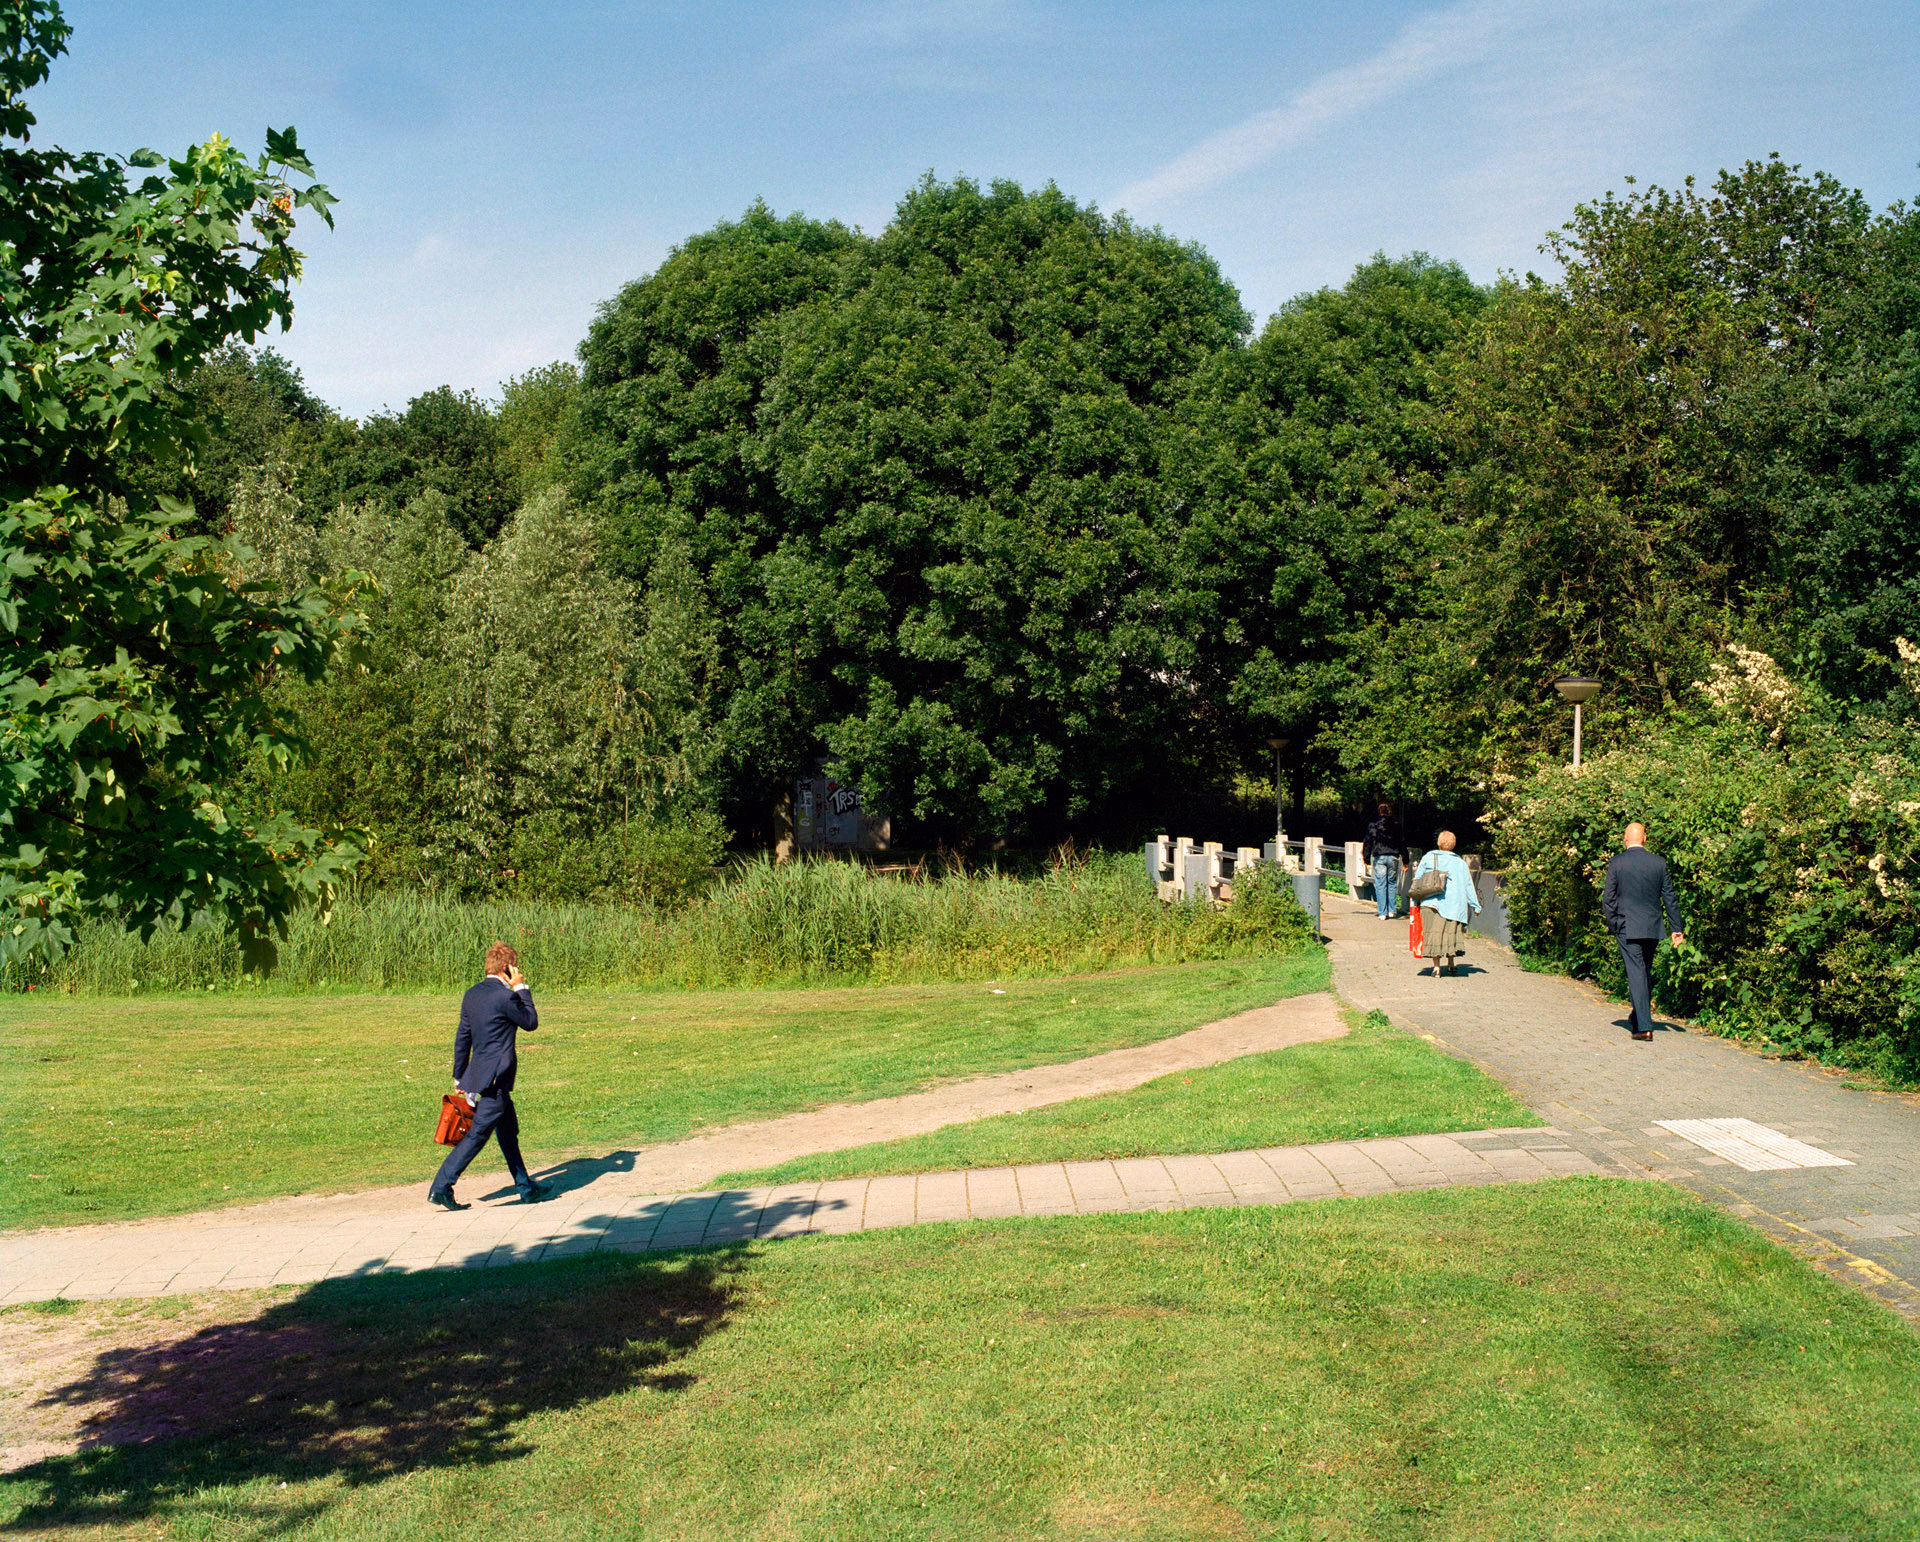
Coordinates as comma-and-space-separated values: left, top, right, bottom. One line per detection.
19, 0, 1915, 919
0, 0, 357, 965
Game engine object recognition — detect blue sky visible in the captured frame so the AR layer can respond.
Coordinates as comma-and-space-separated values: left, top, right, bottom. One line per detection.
38, 0, 1920, 418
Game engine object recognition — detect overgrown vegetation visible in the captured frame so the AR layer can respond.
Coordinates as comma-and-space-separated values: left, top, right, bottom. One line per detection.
1494, 644, 1920, 1083
10, 853, 1314, 996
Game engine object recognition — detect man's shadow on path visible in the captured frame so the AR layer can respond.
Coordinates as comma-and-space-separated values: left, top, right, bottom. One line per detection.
475, 1148, 639, 1204
13, 1246, 745, 1533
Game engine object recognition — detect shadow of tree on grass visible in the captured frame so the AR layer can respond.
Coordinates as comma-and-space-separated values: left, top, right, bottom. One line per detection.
7, 1248, 744, 1534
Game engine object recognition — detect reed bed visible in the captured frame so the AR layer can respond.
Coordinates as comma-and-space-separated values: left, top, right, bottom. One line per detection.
13, 854, 1313, 996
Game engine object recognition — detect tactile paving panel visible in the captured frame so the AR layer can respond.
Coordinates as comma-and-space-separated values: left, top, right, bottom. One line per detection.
1654, 1118, 1852, 1172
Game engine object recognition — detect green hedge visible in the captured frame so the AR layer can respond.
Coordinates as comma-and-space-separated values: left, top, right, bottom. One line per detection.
1490, 649, 1920, 1084
8, 853, 1316, 996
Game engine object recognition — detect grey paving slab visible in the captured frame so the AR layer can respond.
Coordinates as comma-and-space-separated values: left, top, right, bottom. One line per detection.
965, 1167, 1023, 1220
808, 1180, 873, 1235
1307, 1142, 1398, 1196
1161, 1154, 1233, 1198
1062, 1160, 1127, 1209
648, 1193, 722, 1249
757, 1185, 821, 1240
1358, 1139, 1450, 1189
914, 1171, 969, 1224
1209, 1150, 1293, 1202
1257, 1146, 1339, 1198
1013, 1164, 1078, 1216
701, 1189, 773, 1246
1109, 1157, 1181, 1210
861, 1175, 918, 1230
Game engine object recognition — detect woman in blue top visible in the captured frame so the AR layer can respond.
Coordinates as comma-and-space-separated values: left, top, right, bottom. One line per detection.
1412, 831, 1481, 978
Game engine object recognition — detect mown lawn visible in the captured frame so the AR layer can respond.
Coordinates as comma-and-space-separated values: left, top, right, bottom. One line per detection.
721, 1009, 1537, 1186
4, 1180, 1916, 1539
2, 952, 1329, 1231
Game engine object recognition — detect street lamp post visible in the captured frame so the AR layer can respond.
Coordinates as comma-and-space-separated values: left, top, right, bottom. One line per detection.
1266, 736, 1290, 846
1553, 676, 1601, 772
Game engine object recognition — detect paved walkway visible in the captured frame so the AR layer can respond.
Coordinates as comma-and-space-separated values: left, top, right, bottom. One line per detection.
1324, 896, 1920, 1319
1, 994, 1343, 1303
0, 1130, 1598, 1303
12, 915, 1919, 1314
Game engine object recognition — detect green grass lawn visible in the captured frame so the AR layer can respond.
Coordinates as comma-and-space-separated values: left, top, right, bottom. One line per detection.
1, 952, 1328, 1231
5, 1179, 1916, 1539
720, 1009, 1538, 1186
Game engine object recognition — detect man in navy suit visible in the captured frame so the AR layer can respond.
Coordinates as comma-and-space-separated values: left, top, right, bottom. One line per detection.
1602, 824, 1686, 1042
428, 941, 551, 1209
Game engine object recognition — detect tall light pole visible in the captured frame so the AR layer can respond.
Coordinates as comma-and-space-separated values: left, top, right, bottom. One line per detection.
1266, 736, 1289, 845
1553, 676, 1601, 773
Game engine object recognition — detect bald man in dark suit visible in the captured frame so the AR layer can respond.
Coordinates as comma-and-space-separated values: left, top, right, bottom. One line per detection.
1602, 823, 1686, 1042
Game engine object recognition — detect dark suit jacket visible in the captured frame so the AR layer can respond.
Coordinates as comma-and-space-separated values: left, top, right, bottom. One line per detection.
453, 976, 539, 1096
1602, 845, 1685, 940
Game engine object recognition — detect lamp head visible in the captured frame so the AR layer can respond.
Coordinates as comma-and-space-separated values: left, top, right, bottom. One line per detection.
1553, 675, 1601, 705
1266, 736, 1289, 751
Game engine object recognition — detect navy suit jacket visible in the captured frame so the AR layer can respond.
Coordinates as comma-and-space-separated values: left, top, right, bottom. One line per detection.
1602, 845, 1685, 941
452, 975, 538, 1096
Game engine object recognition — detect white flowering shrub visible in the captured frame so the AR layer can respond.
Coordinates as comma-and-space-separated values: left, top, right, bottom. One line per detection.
1490, 645, 1920, 1083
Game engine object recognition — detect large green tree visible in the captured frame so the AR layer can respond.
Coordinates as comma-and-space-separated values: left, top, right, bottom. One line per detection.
573, 179, 1250, 841
0, 0, 358, 966
1166, 253, 1484, 813
1336, 158, 1891, 799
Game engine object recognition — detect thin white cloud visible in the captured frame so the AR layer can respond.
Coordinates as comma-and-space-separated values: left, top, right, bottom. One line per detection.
1112, 0, 1536, 210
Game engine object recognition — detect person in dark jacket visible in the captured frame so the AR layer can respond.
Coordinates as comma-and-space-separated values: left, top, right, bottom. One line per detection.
1363, 802, 1406, 920
1602, 824, 1686, 1042
428, 941, 551, 1209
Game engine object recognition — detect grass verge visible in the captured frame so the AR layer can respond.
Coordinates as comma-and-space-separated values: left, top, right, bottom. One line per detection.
3, 1180, 1916, 1538
1, 952, 1328, 1231
719, 1009, 1538, 1186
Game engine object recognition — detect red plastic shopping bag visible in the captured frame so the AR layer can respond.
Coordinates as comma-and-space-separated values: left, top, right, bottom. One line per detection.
1408, 905, 1423, 956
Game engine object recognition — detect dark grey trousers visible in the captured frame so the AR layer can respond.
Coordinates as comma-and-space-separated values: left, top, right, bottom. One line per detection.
1618, 936, 1659, 1033
431, 1088, 531, 1194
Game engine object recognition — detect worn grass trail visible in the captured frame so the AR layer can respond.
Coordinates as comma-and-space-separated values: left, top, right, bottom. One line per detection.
3, 953, 1327, 1231
4, 1180, 1916, 1539
721, 1010, 1537, 1186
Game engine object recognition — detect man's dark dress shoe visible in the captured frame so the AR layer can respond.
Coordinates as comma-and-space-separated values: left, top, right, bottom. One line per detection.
518, 1179, 553, 1203
1631, 1029, 1654, 1041
427, 1189, 468, 1211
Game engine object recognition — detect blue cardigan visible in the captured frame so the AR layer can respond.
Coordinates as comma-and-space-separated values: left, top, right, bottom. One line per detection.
1413, 850, 1482, 926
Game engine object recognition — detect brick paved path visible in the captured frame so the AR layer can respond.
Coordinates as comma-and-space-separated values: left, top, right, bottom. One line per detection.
0, 1129, 1596, 1304
1325, 896, 1920, 1318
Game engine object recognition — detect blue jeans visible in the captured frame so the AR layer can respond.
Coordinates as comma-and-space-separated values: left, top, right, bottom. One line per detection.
1372, 856, 1402, 918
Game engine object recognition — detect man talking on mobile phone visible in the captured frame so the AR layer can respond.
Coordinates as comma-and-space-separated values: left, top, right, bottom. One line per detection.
427, 941, 551, 1209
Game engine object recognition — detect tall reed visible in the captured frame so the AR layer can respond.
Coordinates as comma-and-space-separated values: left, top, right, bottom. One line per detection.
12, 854, 1313, 996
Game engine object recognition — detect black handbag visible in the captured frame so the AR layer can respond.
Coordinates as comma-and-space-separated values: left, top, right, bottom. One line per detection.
1408, 864, 1447, 903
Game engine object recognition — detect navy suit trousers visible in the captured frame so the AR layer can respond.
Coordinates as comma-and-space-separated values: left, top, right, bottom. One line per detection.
1618, 936, 1659, 1034
431, 1089, 531, 1194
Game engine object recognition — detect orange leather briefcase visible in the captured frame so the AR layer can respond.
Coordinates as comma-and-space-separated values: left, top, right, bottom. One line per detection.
435, 1093, 475, 1146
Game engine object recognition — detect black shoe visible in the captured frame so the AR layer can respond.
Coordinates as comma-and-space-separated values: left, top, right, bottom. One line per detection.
517, 1179, 553, 1203
1630, 1029, 1654, 1041
428, 1188, 468, 1211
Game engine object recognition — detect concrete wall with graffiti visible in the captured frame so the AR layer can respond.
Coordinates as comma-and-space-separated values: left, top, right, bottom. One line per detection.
795, 774, 892, 852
